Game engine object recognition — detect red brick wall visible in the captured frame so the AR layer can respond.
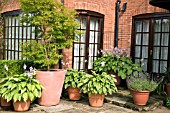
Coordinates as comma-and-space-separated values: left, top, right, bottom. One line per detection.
0, 0, 20, 13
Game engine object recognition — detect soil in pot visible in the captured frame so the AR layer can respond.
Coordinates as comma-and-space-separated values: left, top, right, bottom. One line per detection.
88, 94, 105, 107
130, 88, 150, 106
13, 99, 30, 112
36, 70, 66, 106
67, 87, 81, 100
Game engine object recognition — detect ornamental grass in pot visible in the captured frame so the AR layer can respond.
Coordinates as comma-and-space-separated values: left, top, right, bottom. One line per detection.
64, 69, 86, 100
93, 47, 143, 85
79, 71, 117, 107
19, 0, 79, 106
127, 72, 162, 106
0, 66, 44, 112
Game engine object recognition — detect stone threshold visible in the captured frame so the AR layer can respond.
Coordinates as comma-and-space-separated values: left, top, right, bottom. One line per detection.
105, 87, 164, 111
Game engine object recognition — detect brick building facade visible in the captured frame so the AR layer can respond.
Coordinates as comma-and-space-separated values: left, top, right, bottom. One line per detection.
0, 0, 170, 73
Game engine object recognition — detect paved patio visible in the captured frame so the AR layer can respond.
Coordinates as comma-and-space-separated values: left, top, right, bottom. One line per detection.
0, 97, 170, 113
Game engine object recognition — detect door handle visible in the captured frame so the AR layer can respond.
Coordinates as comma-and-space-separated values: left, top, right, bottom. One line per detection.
150, 50, 152, 56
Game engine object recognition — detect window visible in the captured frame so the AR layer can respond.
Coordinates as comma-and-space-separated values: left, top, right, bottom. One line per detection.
131, 13, 170, 73
1, 10, 37, 60
73, 10, 104, 72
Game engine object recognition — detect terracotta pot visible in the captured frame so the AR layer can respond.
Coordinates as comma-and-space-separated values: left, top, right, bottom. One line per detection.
13, 99, 30, 112
166, 84, 170, 96
130, 88, 150, 106
67, 87, 81, 100
88, 93, 105, 107
0, 98, 12, 107
36, 70, 66, 106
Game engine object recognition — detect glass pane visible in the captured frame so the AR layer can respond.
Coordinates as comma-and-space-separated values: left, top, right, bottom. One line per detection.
8, 17, 11, 26
142, 34, 149, 45
154, 20, 161, 32
135, 46, 140, 57
160, 61, 167, 73
161, 33, 169, 46
95, 32, 98, 43
90, 18, 95, 30
81, 18, 86, 29
162, 19, 169, 32
73, 57, 79, 69
80, 44, 85, 56
136, 34, 141, 45
142, 59, 148, 71
153, 47, 160, 59
89, 44, 94, 57
154, 33, 160, 46
143, 20, 149, 32
80, 57, 85, 69
89, 31, 94, 43
95, 19, 99, 31
88, 56, 93, 69
74, 44, 79, 56
135, 59, 139, 63
152, 60, 159, 73
136, 21, 142, 32
161, 47, 168, 60
142, 47, 148, 58
95, 44, 98, 56
80, 31, 86, 43
12, 39, 15, 50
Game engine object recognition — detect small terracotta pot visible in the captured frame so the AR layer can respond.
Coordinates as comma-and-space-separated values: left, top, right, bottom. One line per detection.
68, 87, 81, 100
166, 84, 170, 96
0, 98, 12, 107
88, 93, 105, 107
36, 70, 66, 106
13, 99, 30, 112
130, 88, 150, 106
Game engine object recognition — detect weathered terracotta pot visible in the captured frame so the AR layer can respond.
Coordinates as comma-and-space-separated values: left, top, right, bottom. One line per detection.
36, 70, 66, 106
166, 84, 170, 96
88, 93, 105, 107
13, 99, 30, 112
67, 87, 81, 100
130, 88, 150, 106
0, 97, 12, 107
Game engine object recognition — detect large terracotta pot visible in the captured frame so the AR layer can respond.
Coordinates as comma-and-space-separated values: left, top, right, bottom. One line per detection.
36, 70, 66, 106
88, 93, 105, 107
166, 84, 170, 96
0, 97, 12, 107
67, 87, 81, 100
13, 99, 30, 112
130, 88, 150, 106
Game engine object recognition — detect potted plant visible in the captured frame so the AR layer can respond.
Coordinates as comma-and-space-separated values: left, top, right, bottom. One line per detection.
0, 66, 44, 112
19, 0, 79, 106
163, 68, 170, 96
94, 47, 143, 85
79, 71, 117, 107
126, 72, 162, 106
64, 69, 86, 100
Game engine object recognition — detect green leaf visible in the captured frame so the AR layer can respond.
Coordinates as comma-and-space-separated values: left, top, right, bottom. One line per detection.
13, 93, 20, 102
29, 92, 35, 102
23, 92, 28, 102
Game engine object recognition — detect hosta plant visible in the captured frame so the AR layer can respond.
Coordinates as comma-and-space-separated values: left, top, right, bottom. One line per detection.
64, 69, 86, 89
93, 47, 143, 79
0, 67, 45, 102
79, 71, 117, 96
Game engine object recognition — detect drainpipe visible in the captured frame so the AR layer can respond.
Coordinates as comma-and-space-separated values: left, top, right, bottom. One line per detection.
114, 0, 127, 48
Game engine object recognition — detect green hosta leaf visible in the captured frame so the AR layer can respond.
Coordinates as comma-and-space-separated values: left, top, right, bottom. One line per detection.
13, 93, 20, 102
21, 88, 27, 94
27, 84, 32, 91
29, 92, 35, 102
10, 84, 17, 90
77, 83, 83, 88
35, 84, 41, 90
31, 85, 35, 91
1, 88, 7, 94
21, 82, 27, 88
23, 92, 28, 102
33, 89, 38, 97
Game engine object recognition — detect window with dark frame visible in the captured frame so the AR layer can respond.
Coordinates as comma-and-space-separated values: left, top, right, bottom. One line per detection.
1, 10, 37, 60
73, 10, 104, 72
131, 13, 170, 74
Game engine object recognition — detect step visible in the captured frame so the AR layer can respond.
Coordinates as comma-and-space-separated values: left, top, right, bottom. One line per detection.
105, 88, 164, 111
